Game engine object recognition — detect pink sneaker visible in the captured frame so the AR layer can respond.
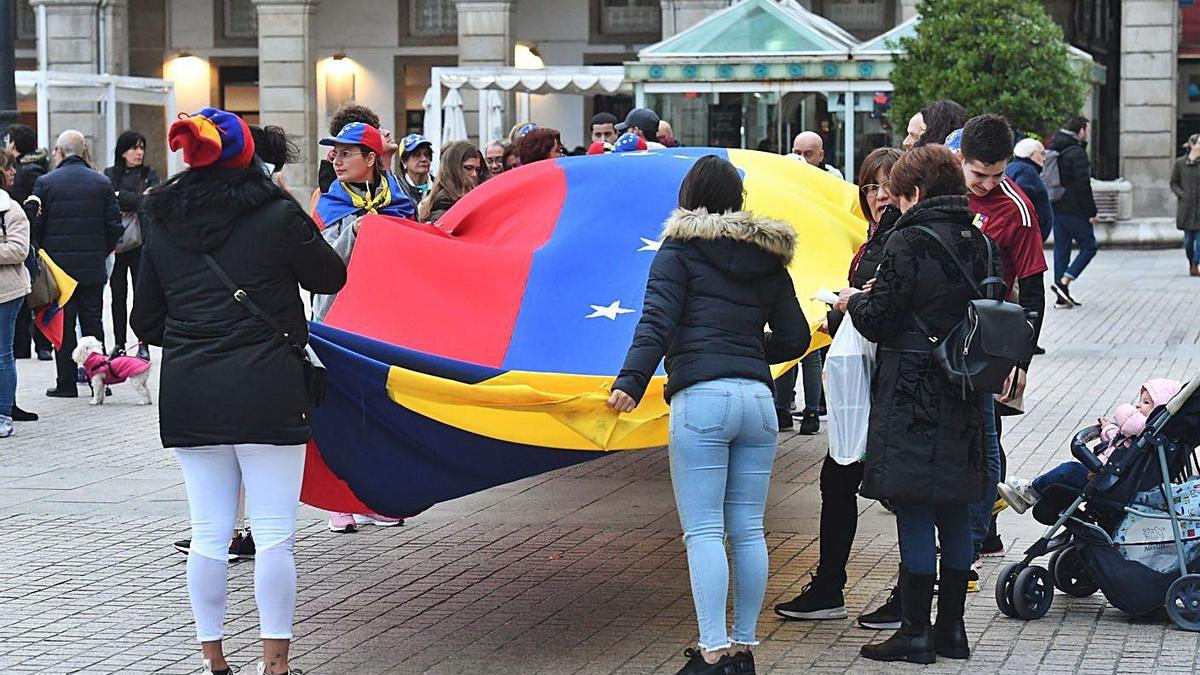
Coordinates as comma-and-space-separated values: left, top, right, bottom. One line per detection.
353, 513, 404, 527
327, 512, 357, 533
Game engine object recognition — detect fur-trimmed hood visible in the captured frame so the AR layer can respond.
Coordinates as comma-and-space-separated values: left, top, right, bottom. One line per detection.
144, 163, 288, 253
662, 207, 796, 279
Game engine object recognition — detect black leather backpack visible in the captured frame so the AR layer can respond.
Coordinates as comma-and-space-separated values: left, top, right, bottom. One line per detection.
910, 226, 1034, 397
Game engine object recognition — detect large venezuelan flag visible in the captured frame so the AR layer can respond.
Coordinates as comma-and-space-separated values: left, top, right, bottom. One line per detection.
301, 148, 867, 517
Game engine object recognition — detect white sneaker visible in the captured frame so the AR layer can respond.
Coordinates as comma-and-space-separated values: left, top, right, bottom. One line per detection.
353, 513, 403, 527
997, 478, 1038, 514
201, 659, 239, 674
0, 415, 12, 438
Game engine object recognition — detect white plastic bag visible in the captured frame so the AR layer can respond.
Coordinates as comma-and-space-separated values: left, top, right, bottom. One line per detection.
823, 313, 876, 465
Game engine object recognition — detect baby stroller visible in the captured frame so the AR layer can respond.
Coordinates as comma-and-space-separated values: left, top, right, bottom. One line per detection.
995, 377, 1200, 630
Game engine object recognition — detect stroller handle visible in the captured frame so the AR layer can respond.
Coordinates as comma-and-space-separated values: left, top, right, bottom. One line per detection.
1166, 377, 1199, 417
1070, 424, 1105, 473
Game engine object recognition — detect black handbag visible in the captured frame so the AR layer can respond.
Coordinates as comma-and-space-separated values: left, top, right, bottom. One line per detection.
201, 253, 327, 406
909, 226, 1033, 397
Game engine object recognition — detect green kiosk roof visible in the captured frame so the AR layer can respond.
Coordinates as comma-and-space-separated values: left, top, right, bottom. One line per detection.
639, 0, 858, 59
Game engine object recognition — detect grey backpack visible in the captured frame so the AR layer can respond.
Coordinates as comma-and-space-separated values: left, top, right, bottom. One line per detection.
1041, 149, 1065, 202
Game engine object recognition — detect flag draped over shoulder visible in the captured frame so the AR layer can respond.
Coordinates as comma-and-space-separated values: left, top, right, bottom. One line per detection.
33, 250, 77, 350
301, 148, 867, 518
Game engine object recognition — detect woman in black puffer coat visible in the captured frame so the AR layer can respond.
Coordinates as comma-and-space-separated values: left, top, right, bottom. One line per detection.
104, 130, 159, 358
609, 156, 810, 675
131, 109, 345, 675
842, 145, 998, 666
774, 147, 904, 627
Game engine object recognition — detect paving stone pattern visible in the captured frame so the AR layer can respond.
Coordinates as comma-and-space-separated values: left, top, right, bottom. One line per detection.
1, 250, 1198, 673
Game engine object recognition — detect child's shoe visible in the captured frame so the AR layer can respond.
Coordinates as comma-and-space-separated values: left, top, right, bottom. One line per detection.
997, 478, 1039, 514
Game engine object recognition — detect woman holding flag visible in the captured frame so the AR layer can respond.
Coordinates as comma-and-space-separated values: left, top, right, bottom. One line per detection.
311, 121, 414, 533
608, 156, 810, 675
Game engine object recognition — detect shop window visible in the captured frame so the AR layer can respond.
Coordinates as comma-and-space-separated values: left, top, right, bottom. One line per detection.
591, 0, 661, 44
1184, 6, 1200, 56
13, 2, 35, 42
400, 0, 458, 46
219, 66, 259, 125
215, 0, 257, 47
394, 56, 457, 136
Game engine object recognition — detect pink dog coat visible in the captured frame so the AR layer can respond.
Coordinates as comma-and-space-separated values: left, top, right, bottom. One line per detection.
83, 352, 151, 385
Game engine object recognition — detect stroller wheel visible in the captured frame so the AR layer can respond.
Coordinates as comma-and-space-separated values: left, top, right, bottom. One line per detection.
1049, 547, 1099, 598
1012, 566, 1054, 620
1165, 574, 1200, 632
995, 562, 1022, 618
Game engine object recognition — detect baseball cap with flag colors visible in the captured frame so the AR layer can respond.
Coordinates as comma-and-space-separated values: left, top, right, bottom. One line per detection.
168, 108, 256, 169
320, 122, 385, 157
613, 132, 648, 153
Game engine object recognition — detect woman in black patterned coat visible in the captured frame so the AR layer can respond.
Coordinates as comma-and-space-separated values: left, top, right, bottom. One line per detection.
838, 145, 1001, 665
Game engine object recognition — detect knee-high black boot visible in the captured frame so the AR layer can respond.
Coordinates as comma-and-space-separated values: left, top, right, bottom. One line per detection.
861, 568, 936, 664
934, 567, 971, 659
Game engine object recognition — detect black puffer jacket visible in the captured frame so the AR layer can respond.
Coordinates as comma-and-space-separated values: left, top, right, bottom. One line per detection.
10, 149, 49, 204
846, 196, 999, 505
131, 165, 347, 449
1049, 130, 1096, 218
31, 155, 123, 285
104, 164, 160, 215
614, 208, 811, 404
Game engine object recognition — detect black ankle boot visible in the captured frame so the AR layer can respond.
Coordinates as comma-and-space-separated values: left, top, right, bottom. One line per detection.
861, 568, 936, 664
934, 567, 971, 659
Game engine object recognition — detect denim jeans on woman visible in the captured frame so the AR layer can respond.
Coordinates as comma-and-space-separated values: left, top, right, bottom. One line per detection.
895, 501, 974, 575
670, 378, 778, 651
970, 394, 1001, 556
0, 297, 23, 417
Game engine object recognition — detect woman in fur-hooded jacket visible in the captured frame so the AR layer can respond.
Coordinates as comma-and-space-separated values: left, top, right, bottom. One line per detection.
609, 156, 809, 674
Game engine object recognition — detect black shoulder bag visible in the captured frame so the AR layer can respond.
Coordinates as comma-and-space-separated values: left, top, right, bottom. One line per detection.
909, 226, 1033, 397
201, 254, 327, 406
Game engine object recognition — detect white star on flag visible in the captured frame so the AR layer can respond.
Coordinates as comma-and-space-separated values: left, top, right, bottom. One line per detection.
586, 301, 636, 320
638, 237, 663, 252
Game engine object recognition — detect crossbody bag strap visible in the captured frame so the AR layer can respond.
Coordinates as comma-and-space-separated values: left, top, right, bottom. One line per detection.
200, 253, 305, 356
904, 225, 1000, 341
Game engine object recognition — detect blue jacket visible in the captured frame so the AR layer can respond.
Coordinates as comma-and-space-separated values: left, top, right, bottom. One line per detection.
31, 155, 123, 285
1005, 157, 1054, 241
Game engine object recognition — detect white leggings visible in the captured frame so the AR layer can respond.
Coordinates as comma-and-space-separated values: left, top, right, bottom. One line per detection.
175, 444, 306, 642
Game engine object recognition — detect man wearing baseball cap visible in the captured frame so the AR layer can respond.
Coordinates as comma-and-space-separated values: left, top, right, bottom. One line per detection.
616, 108, 666, 149
397, 133, 435, 206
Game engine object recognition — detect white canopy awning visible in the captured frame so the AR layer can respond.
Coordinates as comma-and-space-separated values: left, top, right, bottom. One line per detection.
435, 66, 628, 96
425, 66, 630, 165
15, 70, 179, 174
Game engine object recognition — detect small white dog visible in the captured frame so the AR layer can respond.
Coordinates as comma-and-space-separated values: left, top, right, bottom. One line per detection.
71, 336, 153, 406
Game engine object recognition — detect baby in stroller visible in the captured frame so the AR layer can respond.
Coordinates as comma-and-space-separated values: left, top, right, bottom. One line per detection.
999, 378, 1184, 514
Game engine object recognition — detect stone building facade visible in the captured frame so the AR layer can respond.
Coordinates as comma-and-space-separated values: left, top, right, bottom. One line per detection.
11, 0, 1185, 219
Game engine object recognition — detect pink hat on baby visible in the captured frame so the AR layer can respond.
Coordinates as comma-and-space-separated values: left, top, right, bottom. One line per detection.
1142, 378, 1184, 409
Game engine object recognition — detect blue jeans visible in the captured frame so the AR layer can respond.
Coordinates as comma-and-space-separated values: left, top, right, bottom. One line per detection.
1052, 211, 1098, 282
1032, 461, 1090, 495
1185, 231, 1200, 264
970, 395, 1001, 556
773, 351, 824, 414
895, 502, 974, 575
670, 378, 778, 650
0, 297, 21, 417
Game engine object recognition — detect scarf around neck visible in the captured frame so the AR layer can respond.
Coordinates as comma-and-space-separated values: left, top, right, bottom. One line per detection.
315, 172, 414, 227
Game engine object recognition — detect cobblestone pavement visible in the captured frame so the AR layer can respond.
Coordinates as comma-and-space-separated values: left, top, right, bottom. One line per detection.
1, 249, 1199, 674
